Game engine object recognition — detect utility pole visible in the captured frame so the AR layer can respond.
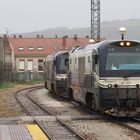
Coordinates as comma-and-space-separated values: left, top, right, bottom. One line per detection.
91, 0, 100, 41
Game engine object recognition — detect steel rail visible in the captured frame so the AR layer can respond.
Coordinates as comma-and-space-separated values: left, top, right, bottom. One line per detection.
28, 93, 86, 140
15, 86, 86, 140
14, 86, 53, 139
113, 119, 140, 135
14, 86, 43, 115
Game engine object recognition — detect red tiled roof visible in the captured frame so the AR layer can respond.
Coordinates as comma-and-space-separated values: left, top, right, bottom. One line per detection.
65, 38, 89, 49
9, 37, 90, 56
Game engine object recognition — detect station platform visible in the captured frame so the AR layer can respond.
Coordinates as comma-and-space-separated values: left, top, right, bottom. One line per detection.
0, 124, 48, 140
0, 115, 99, 140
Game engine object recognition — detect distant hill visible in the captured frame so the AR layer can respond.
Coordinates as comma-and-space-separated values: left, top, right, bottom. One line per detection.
101, 19, 140, 40
13, 19, 140, 40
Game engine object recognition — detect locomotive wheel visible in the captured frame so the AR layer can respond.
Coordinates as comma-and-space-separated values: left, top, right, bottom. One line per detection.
68, 88, 74, 100
86, 93, 93, 109
91, 94, 97, 110
45, 81, 47, 88
51, 84, 56, 94
86, 93, 96, 110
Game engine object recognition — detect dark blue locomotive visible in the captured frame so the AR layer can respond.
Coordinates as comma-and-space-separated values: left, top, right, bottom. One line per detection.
45, 40, 140, 117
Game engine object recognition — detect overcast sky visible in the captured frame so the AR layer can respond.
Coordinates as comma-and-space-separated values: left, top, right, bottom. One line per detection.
0, 0, 139, 33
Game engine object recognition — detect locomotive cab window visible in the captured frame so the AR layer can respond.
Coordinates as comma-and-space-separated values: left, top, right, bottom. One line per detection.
56, 54, 68, 74
106, 46, 140, 70
100, 42, 140, 77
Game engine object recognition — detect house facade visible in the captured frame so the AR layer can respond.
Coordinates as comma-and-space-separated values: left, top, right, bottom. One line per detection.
0, 37, 4, 64
3, 35, 90, 80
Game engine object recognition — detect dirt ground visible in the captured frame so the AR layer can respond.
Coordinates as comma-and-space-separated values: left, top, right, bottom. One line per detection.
0, 83, 42, 118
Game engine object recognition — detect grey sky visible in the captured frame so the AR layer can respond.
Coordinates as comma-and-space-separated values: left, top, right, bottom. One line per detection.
0, 0, 139, 33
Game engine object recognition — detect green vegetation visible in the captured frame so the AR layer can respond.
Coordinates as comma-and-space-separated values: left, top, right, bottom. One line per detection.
0, 82, 15, 89
0, 80, 43, 89
15, 80, 43, 85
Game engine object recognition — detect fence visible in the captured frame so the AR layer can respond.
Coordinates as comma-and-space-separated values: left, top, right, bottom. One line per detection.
0, 65, 44, 83
15, 71, 44, 81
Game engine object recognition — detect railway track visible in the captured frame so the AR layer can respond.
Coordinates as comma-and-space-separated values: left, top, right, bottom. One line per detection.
48, 91, 140, 136
78, 104, 140, 135
110, 118, 140, 136
73, 104, 140, 136
15, 86, 49, 116
15, 86, 86, 140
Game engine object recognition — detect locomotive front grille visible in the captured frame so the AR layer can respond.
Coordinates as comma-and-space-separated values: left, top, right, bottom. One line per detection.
100, 88, 140, 108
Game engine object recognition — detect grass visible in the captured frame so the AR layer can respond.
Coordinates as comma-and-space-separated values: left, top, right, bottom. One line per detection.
0, 80, 43, 89
15, 80, 43, 85
0, 82, 15, 89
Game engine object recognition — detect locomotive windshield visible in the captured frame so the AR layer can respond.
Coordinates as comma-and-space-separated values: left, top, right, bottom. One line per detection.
56, 54, 68, 74
100, 42, 140, 77
106, 47, 140, 70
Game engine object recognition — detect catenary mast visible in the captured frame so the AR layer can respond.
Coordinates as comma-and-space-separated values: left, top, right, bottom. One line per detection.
91, 0, 100, 40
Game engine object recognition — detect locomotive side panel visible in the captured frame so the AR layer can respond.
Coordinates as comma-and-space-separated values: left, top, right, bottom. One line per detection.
45, 51, 69, 95
68, 41, 140, 116
45, 55, 54, 92
68, 48, 99, 106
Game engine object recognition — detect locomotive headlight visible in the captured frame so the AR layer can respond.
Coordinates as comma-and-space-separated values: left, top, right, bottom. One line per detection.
126, 42, 131, 46
108, 84, 112, 88
120, 42, 125, 46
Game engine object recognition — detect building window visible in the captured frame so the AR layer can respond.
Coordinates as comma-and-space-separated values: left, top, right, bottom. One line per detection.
37, 47, 43, 50
18, 47, 24, 51
28, 47, 34, 51
38, 59, 44, 71
27, 60, 33, 71
19, 60, 25, 71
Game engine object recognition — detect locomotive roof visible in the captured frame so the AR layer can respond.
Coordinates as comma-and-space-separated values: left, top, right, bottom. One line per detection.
53, 50, 69, 57
46, 51, 69, 58
71, 40, 110, 53
47, 50, 69, 58
72, 40, 140, 53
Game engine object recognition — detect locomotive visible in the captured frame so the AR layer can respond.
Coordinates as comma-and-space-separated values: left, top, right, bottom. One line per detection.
44, 51, 69, 95
45, 40, 140, 117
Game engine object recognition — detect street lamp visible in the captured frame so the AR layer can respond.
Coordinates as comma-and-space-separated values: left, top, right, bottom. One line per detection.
119, 27, 127, 40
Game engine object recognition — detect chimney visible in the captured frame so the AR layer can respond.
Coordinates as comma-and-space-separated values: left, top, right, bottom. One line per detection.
37, 35, 40, 38
74, 35, 77, 41
3, 34, 7, 38
19, 35, 22, 38
14, 35, 16, 38
62, 36, 66, 50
